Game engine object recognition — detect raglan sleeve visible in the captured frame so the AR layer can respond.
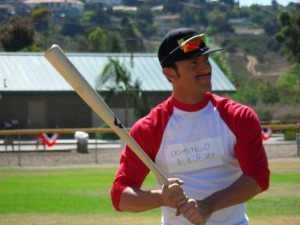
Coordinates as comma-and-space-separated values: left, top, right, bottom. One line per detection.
110, 120, 154, 211
233, 105, 270, 192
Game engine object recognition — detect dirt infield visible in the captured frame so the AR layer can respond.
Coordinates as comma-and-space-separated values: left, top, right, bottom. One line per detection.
0, 148, 122, 167
264, 142, 298, 159
0, 141, 298, 168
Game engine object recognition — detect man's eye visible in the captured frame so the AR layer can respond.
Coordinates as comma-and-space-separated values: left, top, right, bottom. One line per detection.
190, 60, 197, 65
188, 63, 199, 71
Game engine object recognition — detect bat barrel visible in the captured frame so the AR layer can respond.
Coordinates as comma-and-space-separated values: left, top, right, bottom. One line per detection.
44, 45, 169, 185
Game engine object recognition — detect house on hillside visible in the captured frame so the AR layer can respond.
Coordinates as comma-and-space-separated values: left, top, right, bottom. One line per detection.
23, 0, 84, 18
0, 52, 235, 131
228, 17, 265, 36
0, 4, 15, 20
235, 28, 265, 36
228, 18, 251, 27
85, 0, 122, 7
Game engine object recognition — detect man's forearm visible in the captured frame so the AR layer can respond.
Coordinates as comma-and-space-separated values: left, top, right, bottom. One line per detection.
200, 175, 262, 214
119, 187, 163, 212
178, 175, 262, 224
119, 179, 188, 213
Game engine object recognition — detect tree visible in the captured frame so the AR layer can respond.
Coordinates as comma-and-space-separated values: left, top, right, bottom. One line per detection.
31, 7, 51, 32
206, 9, 234, 35
92, 7, 111, 26
276, 64, 300, 104
136, 4, 153, 25
120, 17, 145, 52
220, 0, 235, 7
0, 16, 34, 51
271, 0, 279, 9
87, 27, 107, 52
97, 56, 148, 126
180, 7, 197, 26
274, 4, 300, 105
61, 18, 85, 37
275, 5, 300, 63
136, 4, 155, 38
231, 77, 279, 105
108, 33, 123, 53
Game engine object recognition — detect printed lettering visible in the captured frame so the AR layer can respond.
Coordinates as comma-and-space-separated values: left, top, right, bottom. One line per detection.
165, 137, 224, 173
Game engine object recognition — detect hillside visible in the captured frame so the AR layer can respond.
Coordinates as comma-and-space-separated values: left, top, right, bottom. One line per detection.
234, 52, 290, 84
213, 31, 291, 84
0, 1, 298, 100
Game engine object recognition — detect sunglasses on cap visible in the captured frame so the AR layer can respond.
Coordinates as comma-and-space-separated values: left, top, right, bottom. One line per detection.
160, 34, 209, 65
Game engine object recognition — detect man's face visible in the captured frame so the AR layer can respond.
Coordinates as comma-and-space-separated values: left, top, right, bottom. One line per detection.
171, 54, 212, 98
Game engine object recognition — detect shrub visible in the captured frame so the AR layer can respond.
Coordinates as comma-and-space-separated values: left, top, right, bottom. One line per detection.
95, 124, 119, 140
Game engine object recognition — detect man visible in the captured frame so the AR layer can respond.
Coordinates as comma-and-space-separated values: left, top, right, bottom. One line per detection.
111, 27, 270, 225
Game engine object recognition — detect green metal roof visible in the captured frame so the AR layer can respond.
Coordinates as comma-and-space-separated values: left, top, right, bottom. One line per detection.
0, 52, 235, 93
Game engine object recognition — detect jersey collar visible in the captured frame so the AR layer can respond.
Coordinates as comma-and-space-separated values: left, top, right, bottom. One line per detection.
171, 92, 210, 112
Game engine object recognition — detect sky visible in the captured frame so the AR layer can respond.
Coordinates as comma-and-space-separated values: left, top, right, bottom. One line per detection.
238, 0, 300, 7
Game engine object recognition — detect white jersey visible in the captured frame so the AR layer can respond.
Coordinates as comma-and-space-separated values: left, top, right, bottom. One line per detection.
112, 92, 269, 225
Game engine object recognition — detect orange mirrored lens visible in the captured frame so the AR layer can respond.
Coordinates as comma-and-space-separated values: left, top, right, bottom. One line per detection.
181, 35, 208, 53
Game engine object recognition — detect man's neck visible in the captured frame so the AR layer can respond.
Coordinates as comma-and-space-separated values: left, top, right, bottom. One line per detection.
172, 92, 207, 105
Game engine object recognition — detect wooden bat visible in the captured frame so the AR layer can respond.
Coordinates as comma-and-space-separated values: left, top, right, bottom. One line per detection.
44, 45, 169, 185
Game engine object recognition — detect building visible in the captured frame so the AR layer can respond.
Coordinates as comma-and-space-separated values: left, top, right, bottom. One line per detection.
0, 52, 235, 130
84, 0, 122, 7
23, 0, 84, 18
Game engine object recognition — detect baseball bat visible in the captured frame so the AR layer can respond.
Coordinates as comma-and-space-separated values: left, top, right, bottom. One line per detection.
44, 45, 168, 185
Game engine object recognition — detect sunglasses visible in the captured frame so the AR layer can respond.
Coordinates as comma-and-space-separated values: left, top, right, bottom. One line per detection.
160, 34, 209, 65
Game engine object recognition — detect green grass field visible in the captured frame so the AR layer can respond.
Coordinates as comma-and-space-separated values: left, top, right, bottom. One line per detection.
0, 159, 299, 225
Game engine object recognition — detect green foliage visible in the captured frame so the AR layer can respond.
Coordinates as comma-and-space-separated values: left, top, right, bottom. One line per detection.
253, 104, 300, 123
61, 19, 85, 37
180, 8, 197, 26
87, 27, 108, 52
0, 0, 299, 110
120, 17, 145, 52
97, 56, 148, 126
109, 33, 123, 53
70, 34, 89, 51
275, 6, 300, 63
255, 108, 273, 122
20, 44, 43, 52
220, 0, 235, 7
207, 9, 234, 35
220, 35, 272, 61
231, 77, 279, 105
0, 15, 34, 51
91, 8, 111, 26
210, 52, 233, 83
276, 63, 300, 104
136, 4, 153, 25
95, 124, 119, 140
31, 7, 51, 32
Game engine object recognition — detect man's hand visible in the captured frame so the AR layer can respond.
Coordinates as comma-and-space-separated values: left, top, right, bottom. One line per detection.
179, 199, 212, 225
161, 178, 188, 209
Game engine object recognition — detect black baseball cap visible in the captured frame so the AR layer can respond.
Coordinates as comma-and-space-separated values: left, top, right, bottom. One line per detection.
158, 27, 223, 68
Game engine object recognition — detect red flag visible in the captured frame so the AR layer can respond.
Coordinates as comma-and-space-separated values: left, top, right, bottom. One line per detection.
261, 128, 272, 141
39, 133, 61, 147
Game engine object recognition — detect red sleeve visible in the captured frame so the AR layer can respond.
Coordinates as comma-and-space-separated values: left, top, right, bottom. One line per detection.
110, 99, 173, 211
212, 94, 270, 191
110, 124, 152, 211
234, 106, 270, 191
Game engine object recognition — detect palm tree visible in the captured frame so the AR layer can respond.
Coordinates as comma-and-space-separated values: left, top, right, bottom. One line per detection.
97, 56, 148, 127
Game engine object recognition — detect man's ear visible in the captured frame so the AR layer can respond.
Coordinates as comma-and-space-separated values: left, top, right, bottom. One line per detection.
162, 67, 176, 82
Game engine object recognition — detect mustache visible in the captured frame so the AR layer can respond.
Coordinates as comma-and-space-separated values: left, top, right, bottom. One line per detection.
195, 73, 211, 79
